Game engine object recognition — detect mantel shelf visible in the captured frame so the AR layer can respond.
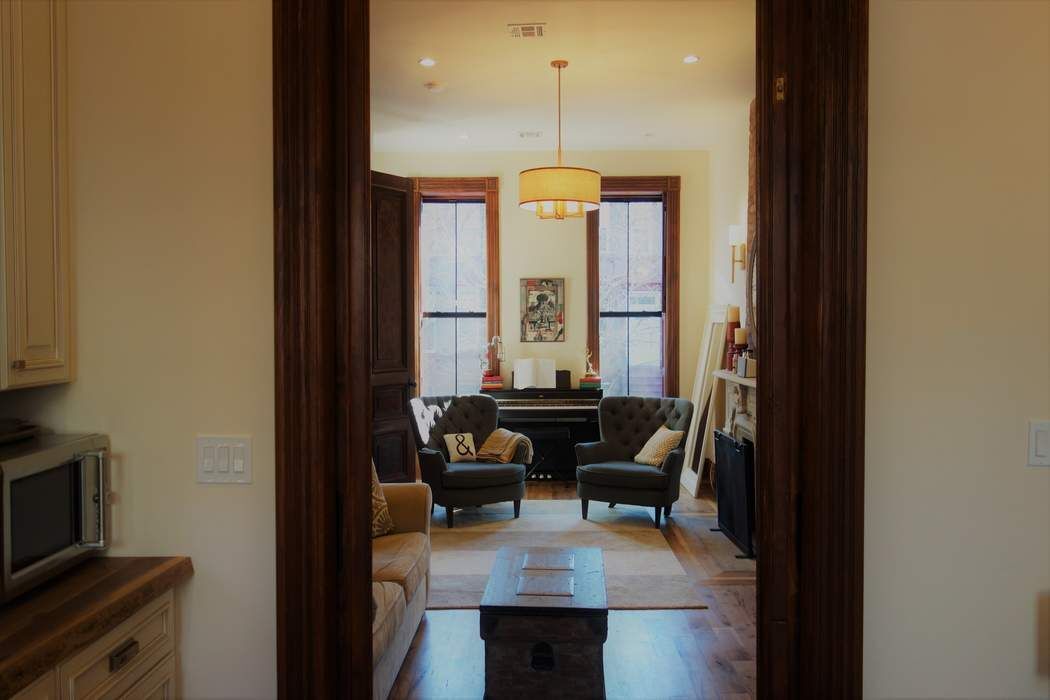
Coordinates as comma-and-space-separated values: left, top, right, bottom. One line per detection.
713, 369, 757, 389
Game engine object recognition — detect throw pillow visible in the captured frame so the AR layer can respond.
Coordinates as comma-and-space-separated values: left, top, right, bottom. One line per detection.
370, 461, 395, 538
634, 425, 685, 466
443, 432, 477, 463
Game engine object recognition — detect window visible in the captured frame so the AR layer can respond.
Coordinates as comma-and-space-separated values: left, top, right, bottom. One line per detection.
587, 177, 680, 397
415, 179, 499, 396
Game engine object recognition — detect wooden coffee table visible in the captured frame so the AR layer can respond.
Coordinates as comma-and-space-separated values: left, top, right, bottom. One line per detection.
479, 546, 608, 698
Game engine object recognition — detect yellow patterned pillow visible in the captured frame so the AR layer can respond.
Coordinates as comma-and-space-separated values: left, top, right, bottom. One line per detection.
370, 461, 395, 538
634, 425, 685, 466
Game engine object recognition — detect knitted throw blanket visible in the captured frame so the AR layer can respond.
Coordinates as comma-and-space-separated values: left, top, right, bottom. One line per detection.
477, 428, 534, 465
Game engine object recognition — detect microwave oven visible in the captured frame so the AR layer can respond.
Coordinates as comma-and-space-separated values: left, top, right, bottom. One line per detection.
0, 433, 110, 603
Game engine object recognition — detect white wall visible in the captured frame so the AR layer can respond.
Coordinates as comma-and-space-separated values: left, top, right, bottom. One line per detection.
866, 2, 1050, 698
0, 2, 276, 698
373, 150, 719, 396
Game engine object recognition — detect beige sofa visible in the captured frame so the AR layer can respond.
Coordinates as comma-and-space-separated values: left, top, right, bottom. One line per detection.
372, 482, 432, 700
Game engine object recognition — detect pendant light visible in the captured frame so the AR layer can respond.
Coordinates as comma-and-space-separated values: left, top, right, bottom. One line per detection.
519, 60, 600, 220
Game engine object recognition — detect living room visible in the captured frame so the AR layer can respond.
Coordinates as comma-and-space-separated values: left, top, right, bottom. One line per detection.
366, 1, 760, 697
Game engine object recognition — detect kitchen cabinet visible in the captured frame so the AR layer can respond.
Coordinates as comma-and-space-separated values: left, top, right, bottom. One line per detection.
0, 0, 72, 390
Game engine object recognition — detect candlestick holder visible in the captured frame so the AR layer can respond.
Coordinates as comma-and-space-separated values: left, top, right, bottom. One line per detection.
724, 321, 741, 369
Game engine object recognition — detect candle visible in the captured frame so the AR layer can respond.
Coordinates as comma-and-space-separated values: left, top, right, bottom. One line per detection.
727, 305, 740, 323
734, 327, 749, 345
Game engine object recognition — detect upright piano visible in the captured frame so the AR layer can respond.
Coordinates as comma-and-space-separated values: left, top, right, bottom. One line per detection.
482, 375, 602, 480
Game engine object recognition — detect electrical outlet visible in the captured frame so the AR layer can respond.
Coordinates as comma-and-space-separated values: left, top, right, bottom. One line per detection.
197, 436, 252, 483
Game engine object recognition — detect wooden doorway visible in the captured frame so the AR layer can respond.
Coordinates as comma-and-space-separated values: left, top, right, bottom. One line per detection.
273, 0, 868, 697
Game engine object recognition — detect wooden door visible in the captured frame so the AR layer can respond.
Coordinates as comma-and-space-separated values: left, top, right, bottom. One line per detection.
370, 172, 416, 482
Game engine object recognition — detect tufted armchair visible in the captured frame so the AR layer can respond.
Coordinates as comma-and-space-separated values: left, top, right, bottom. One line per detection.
575, 396, 694, 528
408, 394, 527, 527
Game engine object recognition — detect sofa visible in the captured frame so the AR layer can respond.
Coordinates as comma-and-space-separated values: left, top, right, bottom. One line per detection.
576, 396, 694, 528
372, 482, 432, 700
408, 394, 527, 527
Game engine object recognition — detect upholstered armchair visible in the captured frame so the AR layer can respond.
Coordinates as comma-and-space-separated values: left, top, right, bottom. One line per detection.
408, 394, 528, 528
575, 396, 694, 528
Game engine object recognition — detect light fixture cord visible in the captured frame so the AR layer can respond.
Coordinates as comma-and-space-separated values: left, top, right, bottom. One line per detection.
556, 63, 563, 166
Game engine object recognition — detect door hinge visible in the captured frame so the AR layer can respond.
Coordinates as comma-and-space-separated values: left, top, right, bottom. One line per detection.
774, 75, 786, 103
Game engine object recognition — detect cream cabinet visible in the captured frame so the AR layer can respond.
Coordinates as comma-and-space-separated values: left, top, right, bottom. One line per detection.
16, 591, 180, 700
0, 0, 73, 390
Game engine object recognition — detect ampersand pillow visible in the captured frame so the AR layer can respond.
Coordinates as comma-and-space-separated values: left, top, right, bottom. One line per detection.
443, 432, 477, 463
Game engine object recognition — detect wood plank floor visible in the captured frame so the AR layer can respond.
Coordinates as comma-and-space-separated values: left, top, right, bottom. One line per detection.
390, 482, 756, 699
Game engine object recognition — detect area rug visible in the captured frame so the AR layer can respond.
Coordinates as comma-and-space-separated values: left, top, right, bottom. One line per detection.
428, 500, 707, 610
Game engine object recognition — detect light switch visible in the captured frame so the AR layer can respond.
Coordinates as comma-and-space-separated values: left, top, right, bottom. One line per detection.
197, 436, 253, 483
1029, 421, 1050, 467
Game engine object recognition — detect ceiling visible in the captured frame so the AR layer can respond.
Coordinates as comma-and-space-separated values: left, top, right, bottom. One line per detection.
370, 0, 756, 152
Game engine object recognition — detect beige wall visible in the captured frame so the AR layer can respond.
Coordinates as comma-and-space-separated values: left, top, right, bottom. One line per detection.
866, 2, 1049, 698
373, 149, 725, 397
707, 110, 751, 323
0, 1, 276, 698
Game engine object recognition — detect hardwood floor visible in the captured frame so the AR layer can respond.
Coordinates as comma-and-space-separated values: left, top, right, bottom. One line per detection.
390, 482, 756, 699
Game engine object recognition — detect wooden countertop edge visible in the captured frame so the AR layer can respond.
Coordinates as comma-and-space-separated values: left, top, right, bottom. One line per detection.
0, 556, 193, 698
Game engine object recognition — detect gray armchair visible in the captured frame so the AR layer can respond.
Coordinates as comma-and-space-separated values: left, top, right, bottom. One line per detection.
575, 396, 694, 528
408, 394, 527, 528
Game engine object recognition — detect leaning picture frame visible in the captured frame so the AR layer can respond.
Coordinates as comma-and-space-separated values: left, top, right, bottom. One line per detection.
680, 304, 728, 497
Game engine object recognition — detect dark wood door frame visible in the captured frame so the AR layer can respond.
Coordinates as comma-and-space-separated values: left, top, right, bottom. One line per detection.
755, 1, 868, 697
273, 0, 867, 697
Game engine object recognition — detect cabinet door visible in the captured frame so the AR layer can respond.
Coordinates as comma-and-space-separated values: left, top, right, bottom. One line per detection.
0, 0, 72, 390
12, 672, 58, 700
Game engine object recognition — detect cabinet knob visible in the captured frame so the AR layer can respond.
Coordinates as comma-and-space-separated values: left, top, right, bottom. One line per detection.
10, 360, 25, 370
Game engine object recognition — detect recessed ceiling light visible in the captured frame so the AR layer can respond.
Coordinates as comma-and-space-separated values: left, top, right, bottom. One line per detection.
419, 57, 436, 67
683, 55, 700, 64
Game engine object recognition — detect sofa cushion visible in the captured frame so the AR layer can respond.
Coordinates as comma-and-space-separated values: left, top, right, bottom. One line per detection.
441, 461, 525, 489
372, 532, 430, 601
371, 581, 406, 666
370, 461, 395, 537
577, 461, 669, 490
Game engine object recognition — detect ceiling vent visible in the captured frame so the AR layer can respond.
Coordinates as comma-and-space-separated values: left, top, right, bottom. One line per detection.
519, 130, 543, 139
507, 23, 546, 39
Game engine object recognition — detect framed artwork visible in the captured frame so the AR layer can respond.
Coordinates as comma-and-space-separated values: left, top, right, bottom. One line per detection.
519, 278, 565, 342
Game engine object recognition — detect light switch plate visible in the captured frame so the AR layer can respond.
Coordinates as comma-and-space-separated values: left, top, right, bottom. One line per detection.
197, 436, 253, 483
1028, 421, 1050, 467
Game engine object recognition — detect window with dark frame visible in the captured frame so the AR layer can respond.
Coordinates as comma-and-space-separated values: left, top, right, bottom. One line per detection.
596, 197, 667, 396
418, 197, 489, 395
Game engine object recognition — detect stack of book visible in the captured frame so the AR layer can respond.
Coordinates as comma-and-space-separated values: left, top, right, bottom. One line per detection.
481, 370, 504, 392
579, 373, 602, 390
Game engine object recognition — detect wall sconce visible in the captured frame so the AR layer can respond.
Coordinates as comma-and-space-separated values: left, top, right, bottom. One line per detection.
731, 242, 748, 283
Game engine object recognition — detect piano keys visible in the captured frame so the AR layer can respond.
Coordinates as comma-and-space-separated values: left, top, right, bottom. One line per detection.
482, 387, 602, 480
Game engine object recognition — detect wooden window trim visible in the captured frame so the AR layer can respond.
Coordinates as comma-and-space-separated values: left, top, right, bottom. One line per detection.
586, 176, 681, 397
412, 177, 501, 382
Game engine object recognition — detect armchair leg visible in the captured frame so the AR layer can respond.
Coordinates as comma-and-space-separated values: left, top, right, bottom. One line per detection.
581, 499, 589, 520
665, 502, 672, 516
513, 500, 521, 518
446, 506, 455, 529
654, 506, 663, 528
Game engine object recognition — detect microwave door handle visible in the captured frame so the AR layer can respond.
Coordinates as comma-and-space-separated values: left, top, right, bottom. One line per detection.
77, 450, 107, 549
